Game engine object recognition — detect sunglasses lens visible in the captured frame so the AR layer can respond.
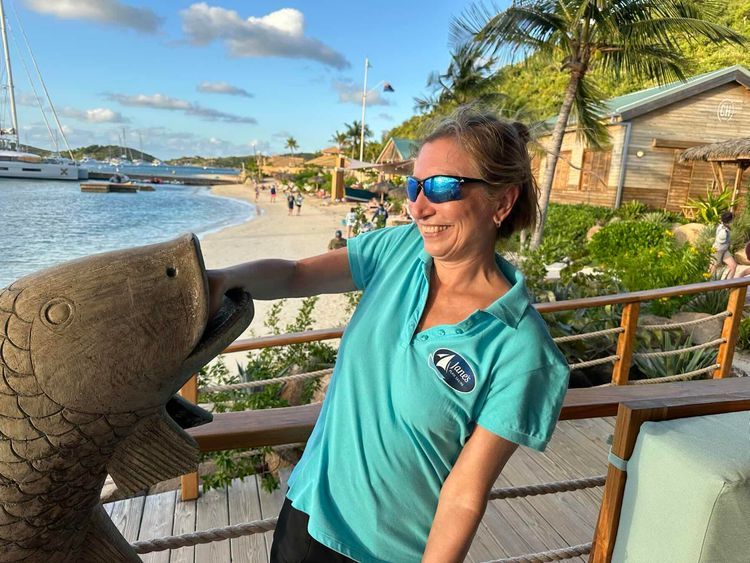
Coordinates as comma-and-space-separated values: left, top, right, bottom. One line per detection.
425, 176, 461, 203
406, 176, 420, 202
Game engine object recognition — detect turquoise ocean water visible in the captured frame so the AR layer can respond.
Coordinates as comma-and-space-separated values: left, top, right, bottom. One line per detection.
0, 178, 255, 288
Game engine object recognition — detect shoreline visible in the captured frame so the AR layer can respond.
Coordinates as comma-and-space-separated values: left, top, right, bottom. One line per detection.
199, 183, 354, 350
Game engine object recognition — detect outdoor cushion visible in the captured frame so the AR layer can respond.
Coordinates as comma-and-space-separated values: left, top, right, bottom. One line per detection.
612, 410, 750, 562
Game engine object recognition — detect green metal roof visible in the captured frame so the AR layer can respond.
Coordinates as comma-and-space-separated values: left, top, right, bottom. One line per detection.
392, 138, 419, 160
606, 65, 750, 119
543, 65, 750, 128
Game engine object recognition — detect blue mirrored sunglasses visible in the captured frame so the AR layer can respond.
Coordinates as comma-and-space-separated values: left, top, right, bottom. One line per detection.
406, 175, 485, 203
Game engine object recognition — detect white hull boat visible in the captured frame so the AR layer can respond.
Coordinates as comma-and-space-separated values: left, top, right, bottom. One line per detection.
0, 150, 86, 180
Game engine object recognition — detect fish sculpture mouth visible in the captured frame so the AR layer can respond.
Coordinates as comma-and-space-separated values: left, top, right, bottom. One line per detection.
177, 235, 254, 391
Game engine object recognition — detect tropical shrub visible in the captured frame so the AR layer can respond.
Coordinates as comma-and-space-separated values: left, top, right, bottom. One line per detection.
588, 221, 670, 266
683, 186, 732, 224
615, 200, 648, 221
545, 203, 613, 244
737, 316, 750, 351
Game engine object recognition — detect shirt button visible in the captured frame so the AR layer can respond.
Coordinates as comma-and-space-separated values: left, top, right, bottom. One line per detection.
418, 334, 428, 341
455, 329, 463, 334
437, 329, 445, 336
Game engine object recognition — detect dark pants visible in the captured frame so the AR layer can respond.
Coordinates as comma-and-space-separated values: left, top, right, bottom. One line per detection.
270, 498, 354, 563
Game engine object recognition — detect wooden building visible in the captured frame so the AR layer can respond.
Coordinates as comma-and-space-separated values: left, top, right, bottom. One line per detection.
536, 65, 750, 211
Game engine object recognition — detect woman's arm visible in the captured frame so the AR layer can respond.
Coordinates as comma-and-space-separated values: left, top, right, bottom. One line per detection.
422, 426, 519, 562
207, 248, 356, 316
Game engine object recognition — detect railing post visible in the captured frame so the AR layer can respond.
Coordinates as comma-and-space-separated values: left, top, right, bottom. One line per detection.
180, 374, 200, 501
611, 302, 640, 385
714, 286, 747, 379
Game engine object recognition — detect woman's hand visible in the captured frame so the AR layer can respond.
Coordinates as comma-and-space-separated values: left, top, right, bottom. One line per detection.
206, 269, 231, 319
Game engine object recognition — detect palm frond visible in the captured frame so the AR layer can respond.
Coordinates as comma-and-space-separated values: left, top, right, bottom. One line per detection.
572, 74, 609, 149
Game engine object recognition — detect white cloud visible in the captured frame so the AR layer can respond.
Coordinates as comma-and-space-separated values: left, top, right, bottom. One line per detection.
104, 92, 257, 124
24, 0, 162, 33
272, 131, 293, 139
59, 107, 129, 123
332, 80, 390, 106
378, 113, 394, 121
181, 3, 349, 70
197, 81, 253, 98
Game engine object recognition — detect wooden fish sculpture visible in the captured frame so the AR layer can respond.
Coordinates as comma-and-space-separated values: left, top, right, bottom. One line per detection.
0, 234, 253, 561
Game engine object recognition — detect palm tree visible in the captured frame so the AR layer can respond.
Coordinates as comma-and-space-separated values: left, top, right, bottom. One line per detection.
344, 121, 372, 159
414, 42, 505, 113
455, 0, 745, 248
285, 136, 299, 155
330, 130, 349, 153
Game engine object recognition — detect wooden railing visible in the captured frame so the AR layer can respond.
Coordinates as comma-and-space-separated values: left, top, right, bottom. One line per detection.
179, 277, 750, 503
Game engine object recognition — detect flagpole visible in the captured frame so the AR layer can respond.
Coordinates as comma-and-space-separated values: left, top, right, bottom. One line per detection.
359, 57, 369, 162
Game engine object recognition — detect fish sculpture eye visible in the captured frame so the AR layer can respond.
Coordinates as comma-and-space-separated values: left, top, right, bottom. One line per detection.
41, 297, 74, 329
166, 266, 178, 278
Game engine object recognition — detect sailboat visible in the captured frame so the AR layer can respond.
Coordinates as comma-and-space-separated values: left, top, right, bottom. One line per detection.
0, 0, 85, 180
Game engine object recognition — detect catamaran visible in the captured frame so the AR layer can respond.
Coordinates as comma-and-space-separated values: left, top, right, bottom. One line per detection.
0, 0, 85, 180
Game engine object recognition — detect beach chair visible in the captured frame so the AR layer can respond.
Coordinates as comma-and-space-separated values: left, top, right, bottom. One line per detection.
589, 384, 750, 562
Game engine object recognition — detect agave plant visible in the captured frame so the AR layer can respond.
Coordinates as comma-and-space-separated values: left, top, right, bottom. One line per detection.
632, 329, 716, 380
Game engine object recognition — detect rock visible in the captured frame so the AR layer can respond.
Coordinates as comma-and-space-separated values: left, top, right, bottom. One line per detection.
735, 249, 750, 266
672, 223, 707, 246
586, 225, 603, 241
638, 314, 672, 327
668, 312, 724, 344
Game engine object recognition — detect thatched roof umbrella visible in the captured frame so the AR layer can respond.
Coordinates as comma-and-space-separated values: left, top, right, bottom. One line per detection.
368, 180, 396, 203
680, 138, 750, 209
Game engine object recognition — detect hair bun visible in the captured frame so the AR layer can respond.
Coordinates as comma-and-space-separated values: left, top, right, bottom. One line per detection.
512, 121, 531, 144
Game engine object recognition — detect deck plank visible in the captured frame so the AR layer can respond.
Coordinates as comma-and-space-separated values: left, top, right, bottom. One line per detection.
228, 477, 267, 563
195, 486, 230, 563
138, 490, 177, 563
170, 493, 197, 563
110, 494, 145, 543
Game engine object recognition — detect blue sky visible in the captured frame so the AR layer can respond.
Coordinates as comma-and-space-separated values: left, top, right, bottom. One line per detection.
2, 0, 509, 160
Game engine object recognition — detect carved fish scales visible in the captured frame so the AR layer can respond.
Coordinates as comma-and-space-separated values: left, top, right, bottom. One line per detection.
0, 234, 253, 562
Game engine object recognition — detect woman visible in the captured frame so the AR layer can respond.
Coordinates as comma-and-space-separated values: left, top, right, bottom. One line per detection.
207, 108, 569, 562
709, 211, 737, 279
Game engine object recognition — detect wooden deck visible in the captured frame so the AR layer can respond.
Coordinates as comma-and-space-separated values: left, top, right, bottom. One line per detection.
106, 417, 614, 562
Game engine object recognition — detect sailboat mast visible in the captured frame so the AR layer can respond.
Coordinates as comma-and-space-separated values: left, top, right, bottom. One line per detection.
0, 0, 19, 148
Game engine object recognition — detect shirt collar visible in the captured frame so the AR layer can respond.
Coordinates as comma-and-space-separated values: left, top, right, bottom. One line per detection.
482, 255, 531, 329
417, 244, 530, 329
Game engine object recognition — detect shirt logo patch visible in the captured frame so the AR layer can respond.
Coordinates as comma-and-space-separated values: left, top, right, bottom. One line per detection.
430, 348, 475, 393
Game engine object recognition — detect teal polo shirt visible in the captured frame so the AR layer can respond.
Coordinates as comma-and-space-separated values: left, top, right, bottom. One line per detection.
287, 224, 569, 562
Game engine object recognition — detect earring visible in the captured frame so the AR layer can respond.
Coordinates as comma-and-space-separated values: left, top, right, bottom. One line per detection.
494, 219, 502, 228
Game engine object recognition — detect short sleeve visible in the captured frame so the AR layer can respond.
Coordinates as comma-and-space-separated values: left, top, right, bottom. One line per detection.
476, 362, 570, 451
347, 225, 417, 289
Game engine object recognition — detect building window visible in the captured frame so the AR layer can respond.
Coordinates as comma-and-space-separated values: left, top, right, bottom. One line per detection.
553, 151, 572, 192
579, 149, 611, 192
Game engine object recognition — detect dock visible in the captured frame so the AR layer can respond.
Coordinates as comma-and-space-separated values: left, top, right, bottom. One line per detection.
86, 171, 240, 186
106, 417, 613, 562
81, 182, 139, 193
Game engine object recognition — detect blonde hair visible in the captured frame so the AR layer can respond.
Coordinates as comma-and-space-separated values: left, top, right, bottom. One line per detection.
420, 106, 538, 238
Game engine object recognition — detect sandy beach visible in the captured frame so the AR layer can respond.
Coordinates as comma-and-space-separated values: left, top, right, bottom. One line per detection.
199, 183, 355, 347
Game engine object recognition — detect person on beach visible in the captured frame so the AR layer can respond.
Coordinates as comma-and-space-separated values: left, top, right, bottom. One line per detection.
254, 183, 260, 202
206, 107, 569, 562
286, 192, 295, 216
295, 193, 304, 215
327, 230, 347, 251
710, 211, 737, 279
270, 184, 277, 203
345, 207, 357, 238
372, 202, 389, 228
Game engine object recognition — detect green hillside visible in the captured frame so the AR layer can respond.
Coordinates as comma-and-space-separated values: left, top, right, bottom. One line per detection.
389, 1, 750, 139
71, 145, 158, 163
